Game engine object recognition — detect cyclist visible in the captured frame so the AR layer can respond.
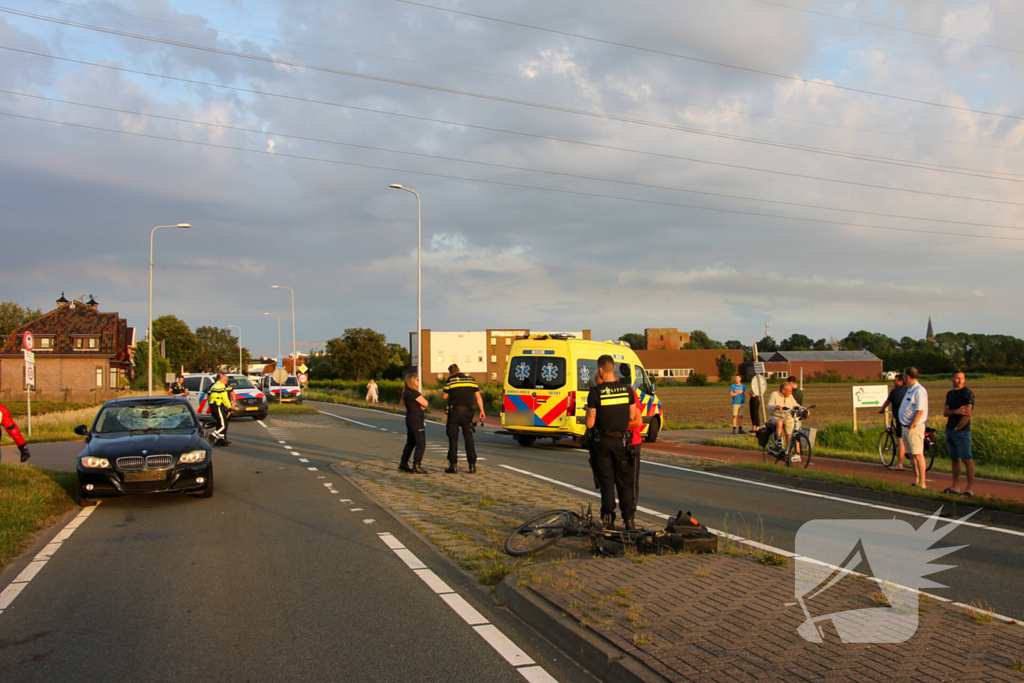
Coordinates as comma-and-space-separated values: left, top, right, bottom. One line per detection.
878, 373, 907, 471
767, 381, 803, 447
0, 403, 31, 462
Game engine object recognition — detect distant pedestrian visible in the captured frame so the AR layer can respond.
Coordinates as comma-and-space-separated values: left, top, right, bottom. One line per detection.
878, 373, 907, 471
898, 367, 929, 489
749, 377, 763, 430
365, 378, 379, 405
942, 370, 975, 497
398, 374, 429, 474
168, 374, 189, 397
729, 375, 746, 434
0, 403, 30, 462
786, 376, 804, 406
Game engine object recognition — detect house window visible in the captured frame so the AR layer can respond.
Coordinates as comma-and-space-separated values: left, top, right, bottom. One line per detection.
478, 356, 483, 362
88, 337, 98, 349
75, 338, 83, 349
491, 355, 497, 363
505, 338, 511, 346
39, 337, 52, 349
491, 338, 497, 346
490, 373, 497, 380
109, 368, 118, 388
464, 355, 470, 363
96, 368, 103, 388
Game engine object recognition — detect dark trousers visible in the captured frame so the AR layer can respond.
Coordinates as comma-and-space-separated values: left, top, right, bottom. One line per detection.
590, 435, 638, 523
401, 416, 426, 467
210, 404, 230, 441
446, 408, 477, 466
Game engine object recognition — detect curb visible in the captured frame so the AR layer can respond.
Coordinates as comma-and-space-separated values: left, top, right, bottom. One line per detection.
716, 465, 1024, 530
496, 572, 669, 683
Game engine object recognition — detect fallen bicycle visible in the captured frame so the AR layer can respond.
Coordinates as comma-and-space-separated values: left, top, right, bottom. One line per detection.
504, 504, 718, 557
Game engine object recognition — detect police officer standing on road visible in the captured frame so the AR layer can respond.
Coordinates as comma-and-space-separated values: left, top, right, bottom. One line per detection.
442, 364, 485, 474
586, 355, 639, 530
208, 372, 236, 446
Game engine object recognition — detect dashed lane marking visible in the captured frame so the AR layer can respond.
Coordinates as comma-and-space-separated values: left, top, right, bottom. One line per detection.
339, 499, 352, 503
363, 519, 376, 524
299, 458, 309, 463
307, 467, 318, 471
350, 507, 364, 512
375, 532, 554, 681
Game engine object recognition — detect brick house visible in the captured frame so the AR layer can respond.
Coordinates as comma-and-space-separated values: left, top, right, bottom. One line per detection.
0, 294, 134, 400
635, 349, 745, 382
745, 350, 883, 381
645, 328, 691, 351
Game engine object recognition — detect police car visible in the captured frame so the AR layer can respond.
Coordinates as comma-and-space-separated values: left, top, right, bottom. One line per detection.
260, 373, 303, 403
179, 373, 269, 420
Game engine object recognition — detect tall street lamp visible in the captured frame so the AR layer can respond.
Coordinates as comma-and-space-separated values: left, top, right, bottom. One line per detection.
149, 223, 191, 395
227, 325, 242, 375
389, 184, 421, 389
271, 285, 297, 375
264, 312, 281, 359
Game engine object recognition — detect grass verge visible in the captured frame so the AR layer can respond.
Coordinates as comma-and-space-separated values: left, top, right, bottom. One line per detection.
0, 465, 77, 571
18, 406, 99, 445
267, 402, 319, 415
728, 461, 1024, 516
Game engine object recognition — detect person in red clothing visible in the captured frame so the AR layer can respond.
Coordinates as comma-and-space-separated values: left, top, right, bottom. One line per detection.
1, 404, 31, 462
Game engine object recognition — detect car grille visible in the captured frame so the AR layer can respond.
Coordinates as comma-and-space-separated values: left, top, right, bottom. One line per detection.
116, 455, 173, 470
116, 456, 144, 470
146, 455, 173, 468
243, 398, 260, 406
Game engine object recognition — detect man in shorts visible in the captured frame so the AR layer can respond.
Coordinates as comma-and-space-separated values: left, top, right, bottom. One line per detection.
767, 382, 799, 446
898, 367, 929, 489
942, 370, 975, 497
729, 375, 746, 434
878, 373, 907, 470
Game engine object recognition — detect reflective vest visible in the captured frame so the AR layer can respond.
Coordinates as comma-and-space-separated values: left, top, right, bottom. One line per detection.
209, 380, 233, 407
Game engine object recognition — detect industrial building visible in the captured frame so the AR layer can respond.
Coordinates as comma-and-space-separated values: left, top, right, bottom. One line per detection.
749, 350, 883, 381
635, 349, 745, 383
413, 329, 591, 383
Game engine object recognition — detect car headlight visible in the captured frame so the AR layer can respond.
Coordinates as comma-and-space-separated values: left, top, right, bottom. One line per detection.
81, 456, 111, 469
179, 450, 207, 464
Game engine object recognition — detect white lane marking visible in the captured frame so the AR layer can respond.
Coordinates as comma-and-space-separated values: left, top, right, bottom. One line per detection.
278, 440, 286, 443
474, 624, 536, 666
643, 459, 1024, 538
317, 476, 326, 479
414, 568, 455, 595
374, 534, 555, 679
283, 445, 293, 450
339, 498, 352, 503
307, 467, 318, 471
256, 420, 269, 429
315, 402, 405, 419
317, 410, 379, 429
364, 519, 376, 524
0, 505, 100, 617
499, 464, 1023, 626
380, 428, 389, 431
298, 458, 309, 463
350, 507, 364, 512
442, 593, 490, 626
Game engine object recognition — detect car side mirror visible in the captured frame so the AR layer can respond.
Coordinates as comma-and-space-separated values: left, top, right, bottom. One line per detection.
74, 424, 89, 436
650, 382, 657, 395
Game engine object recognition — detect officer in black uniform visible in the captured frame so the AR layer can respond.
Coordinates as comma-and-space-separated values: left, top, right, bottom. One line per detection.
442, 364, 485, 474
168, 375, 189, 397
586, 354, 639, 529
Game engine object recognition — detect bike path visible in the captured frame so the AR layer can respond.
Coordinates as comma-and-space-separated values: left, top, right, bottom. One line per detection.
305, 400, 1024, 622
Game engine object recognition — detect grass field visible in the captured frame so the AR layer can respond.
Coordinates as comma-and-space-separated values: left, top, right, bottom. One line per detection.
0, 465, 76, 571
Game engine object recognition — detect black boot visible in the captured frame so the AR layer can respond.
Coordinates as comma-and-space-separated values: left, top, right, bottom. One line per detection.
398, 463, 413, 472
412, 464, 427, 474
623, 518, 636, 531
467, 462, 477, 474
601, 514, 614, 528
444, 463, 459, 474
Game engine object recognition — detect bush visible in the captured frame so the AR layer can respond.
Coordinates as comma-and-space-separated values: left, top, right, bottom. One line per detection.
686, 373, 709, 386
715, 354, 736, 381
809, 370, 843, 383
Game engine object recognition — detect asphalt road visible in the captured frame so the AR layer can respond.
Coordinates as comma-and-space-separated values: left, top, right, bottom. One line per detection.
0, 416, 591, 683
308, 401, 1024, 622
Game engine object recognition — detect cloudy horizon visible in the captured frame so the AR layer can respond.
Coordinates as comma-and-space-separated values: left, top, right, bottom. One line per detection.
2, 0, 1022, 357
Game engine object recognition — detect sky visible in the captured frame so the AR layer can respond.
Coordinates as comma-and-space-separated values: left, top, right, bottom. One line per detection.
1, 0, 1022, 357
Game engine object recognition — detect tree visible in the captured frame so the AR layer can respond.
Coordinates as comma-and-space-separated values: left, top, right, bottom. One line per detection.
715, 354, 736, 380
811, 338, 831, 351
152, 315, 198, 373
131, 340, 171, 389
383, 343, 412, 380
618, 333, 646, 350
325, 328, 389, 380
779, 334, 814, 351
756, 336, 777, 353
684, 330, 723, 350
724, 340, 744, 350
191, 326, 243, 372
0, 301, 43, 336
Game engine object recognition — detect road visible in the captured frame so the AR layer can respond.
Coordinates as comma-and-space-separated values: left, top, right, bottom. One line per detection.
2, 399, 1022, 681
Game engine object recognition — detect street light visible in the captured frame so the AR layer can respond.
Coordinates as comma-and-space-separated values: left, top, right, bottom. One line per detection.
271, 285, 296, 376
264, 312, 281, 359
389, 184, 421, 389
227, 325, 242, 375
149, 223, 191, 395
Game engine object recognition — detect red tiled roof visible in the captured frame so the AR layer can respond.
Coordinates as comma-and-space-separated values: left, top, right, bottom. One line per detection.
1, 302, 131, 362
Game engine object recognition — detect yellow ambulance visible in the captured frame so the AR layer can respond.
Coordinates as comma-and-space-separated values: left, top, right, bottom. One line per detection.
500, 334, 664, 447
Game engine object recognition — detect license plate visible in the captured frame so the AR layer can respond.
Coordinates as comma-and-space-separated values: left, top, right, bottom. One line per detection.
246, 407, 259, 411
124, 469, 168, 483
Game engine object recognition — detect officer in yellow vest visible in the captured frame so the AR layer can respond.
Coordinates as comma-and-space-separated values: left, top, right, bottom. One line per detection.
208, 372, 236, 446
442, 364, 485, 474
586, 354, 639, 529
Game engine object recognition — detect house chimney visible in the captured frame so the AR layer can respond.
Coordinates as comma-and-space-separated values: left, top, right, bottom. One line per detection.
87, 295, 98, 308
56, 291, 70, 307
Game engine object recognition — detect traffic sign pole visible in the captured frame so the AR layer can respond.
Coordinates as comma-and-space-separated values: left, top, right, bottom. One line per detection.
23, 332, 34, 436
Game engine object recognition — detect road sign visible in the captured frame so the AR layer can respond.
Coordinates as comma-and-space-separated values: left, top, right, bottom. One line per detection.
750, 374, 767, 397
297, 373, 308, 384
276, 356, 284, 369
25, 361, 35, 387
298, 364, 308, 374
23, 350, 35, 364
272, 367, 289, 383
752, 362, 765, 375
852, 385, 888, 409
22, 331, 33, 351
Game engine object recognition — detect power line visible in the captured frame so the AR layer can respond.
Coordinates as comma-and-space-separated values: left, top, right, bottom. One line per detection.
3, 109, 1023, 242
5, 45, 1023, 207
396, 0, 1024, 122
39, 0, 1022, 153
3, 8, 1022, 183
748, 0, 1024, 55
7, 88, 1021, 231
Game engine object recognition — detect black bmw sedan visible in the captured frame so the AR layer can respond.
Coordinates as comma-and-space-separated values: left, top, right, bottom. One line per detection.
76, 396, 214, 503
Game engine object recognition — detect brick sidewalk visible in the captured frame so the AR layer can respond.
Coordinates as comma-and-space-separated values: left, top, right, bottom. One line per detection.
519, 555, 1024, 682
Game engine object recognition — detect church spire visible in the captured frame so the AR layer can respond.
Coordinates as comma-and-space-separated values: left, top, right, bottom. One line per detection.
926, 317, 935, 342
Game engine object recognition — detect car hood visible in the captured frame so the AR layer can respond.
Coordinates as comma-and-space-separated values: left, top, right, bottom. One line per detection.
83, 432, 207, 459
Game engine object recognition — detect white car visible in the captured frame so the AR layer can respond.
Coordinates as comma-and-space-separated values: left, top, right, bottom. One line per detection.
260, 373, 303, 403
179, 373, 269, 420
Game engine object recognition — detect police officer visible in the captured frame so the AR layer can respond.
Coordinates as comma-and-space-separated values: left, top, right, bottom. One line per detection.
208, 372, 236, 446
586, 354, 639, 530
442, 364, 485, 474
168, 374, 189, 397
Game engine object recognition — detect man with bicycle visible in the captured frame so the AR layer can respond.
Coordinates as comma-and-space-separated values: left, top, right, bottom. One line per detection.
879, 373, 907, 471
898, 367, 929, 489
767, 381, 801, 446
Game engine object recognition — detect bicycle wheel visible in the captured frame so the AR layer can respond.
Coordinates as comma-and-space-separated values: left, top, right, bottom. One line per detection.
924, 438, 936, 472
788, 433, 812, 469
878, 430, 896, 467
504, 510, 577, 557
762, 441, 781, 464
